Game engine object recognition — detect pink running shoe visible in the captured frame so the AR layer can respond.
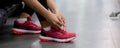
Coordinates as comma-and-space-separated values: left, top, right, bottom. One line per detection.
11, 16, 41, 34
39, 27, 76, 42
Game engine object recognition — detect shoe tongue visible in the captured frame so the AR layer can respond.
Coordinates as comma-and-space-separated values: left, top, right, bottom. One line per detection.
27, 16, 32, 21
53, 28, 66, 33
25, 21, 32, 24
44, 27, 66, 33
51, 26, 64, 30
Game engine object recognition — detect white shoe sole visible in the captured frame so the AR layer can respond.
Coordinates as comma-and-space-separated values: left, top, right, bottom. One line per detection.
39, 35, 76, 42
109, 12, 119, 20
12, 28, 41, 34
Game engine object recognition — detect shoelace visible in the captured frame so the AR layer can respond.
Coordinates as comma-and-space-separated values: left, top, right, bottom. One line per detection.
58, 26, 66, 34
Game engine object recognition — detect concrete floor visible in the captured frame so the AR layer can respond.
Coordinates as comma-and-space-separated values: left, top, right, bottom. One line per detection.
1, 0, 120, 48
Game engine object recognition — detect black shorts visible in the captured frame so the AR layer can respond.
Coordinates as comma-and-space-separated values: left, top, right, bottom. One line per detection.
0, 0, 48, 21
23, 0, 48, 21
0, 0, 22, 7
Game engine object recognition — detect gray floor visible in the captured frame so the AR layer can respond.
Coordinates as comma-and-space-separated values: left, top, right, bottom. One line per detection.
1, 0, 120, 48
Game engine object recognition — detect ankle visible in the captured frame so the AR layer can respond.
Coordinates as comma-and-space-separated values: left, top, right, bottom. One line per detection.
40, 20, 52, 31
41, 20, 51, 28
19, 12, 30, 18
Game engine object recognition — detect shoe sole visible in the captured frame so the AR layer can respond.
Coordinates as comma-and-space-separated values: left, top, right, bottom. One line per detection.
39, 35, 76, 42
110, 12, 119, 20
11, 28, 41, 34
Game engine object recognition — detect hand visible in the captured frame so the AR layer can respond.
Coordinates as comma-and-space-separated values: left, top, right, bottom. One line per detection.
45, 13, 63, 29
55, 11, 66, 26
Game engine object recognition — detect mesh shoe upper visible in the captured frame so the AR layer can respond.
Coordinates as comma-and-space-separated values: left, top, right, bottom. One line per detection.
41, 28, 76, 39
13, 16, 41, 30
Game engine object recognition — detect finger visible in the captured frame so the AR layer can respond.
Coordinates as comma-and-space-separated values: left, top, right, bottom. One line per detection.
57, 21, 63, 27
54, 24, 61, 29
58, 17, 63, 25
62, 17, 65, 24
50, 23, 59, 29
52, 26, 59, 29
61, 17, 66, 26
53, 22, 62, 28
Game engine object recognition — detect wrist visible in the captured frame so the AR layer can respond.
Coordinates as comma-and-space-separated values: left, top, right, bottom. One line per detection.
51, 9, 59, 14
44, 12, 54, 19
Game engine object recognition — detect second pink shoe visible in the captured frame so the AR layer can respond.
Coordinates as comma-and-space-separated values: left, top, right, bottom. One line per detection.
11, 16, 41, 34
39, 27, 76, 42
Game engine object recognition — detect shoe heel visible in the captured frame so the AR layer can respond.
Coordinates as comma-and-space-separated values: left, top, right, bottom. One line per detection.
39, 38, 53, 42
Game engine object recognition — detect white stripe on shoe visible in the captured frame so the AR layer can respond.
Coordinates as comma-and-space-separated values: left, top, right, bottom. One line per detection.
12, 28, 41, 33
39, 35, 75, 42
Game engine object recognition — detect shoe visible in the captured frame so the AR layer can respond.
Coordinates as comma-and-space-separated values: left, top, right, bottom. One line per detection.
11, 16, 41, 34
39, 27, 76, 42
109, 12, 120, 20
